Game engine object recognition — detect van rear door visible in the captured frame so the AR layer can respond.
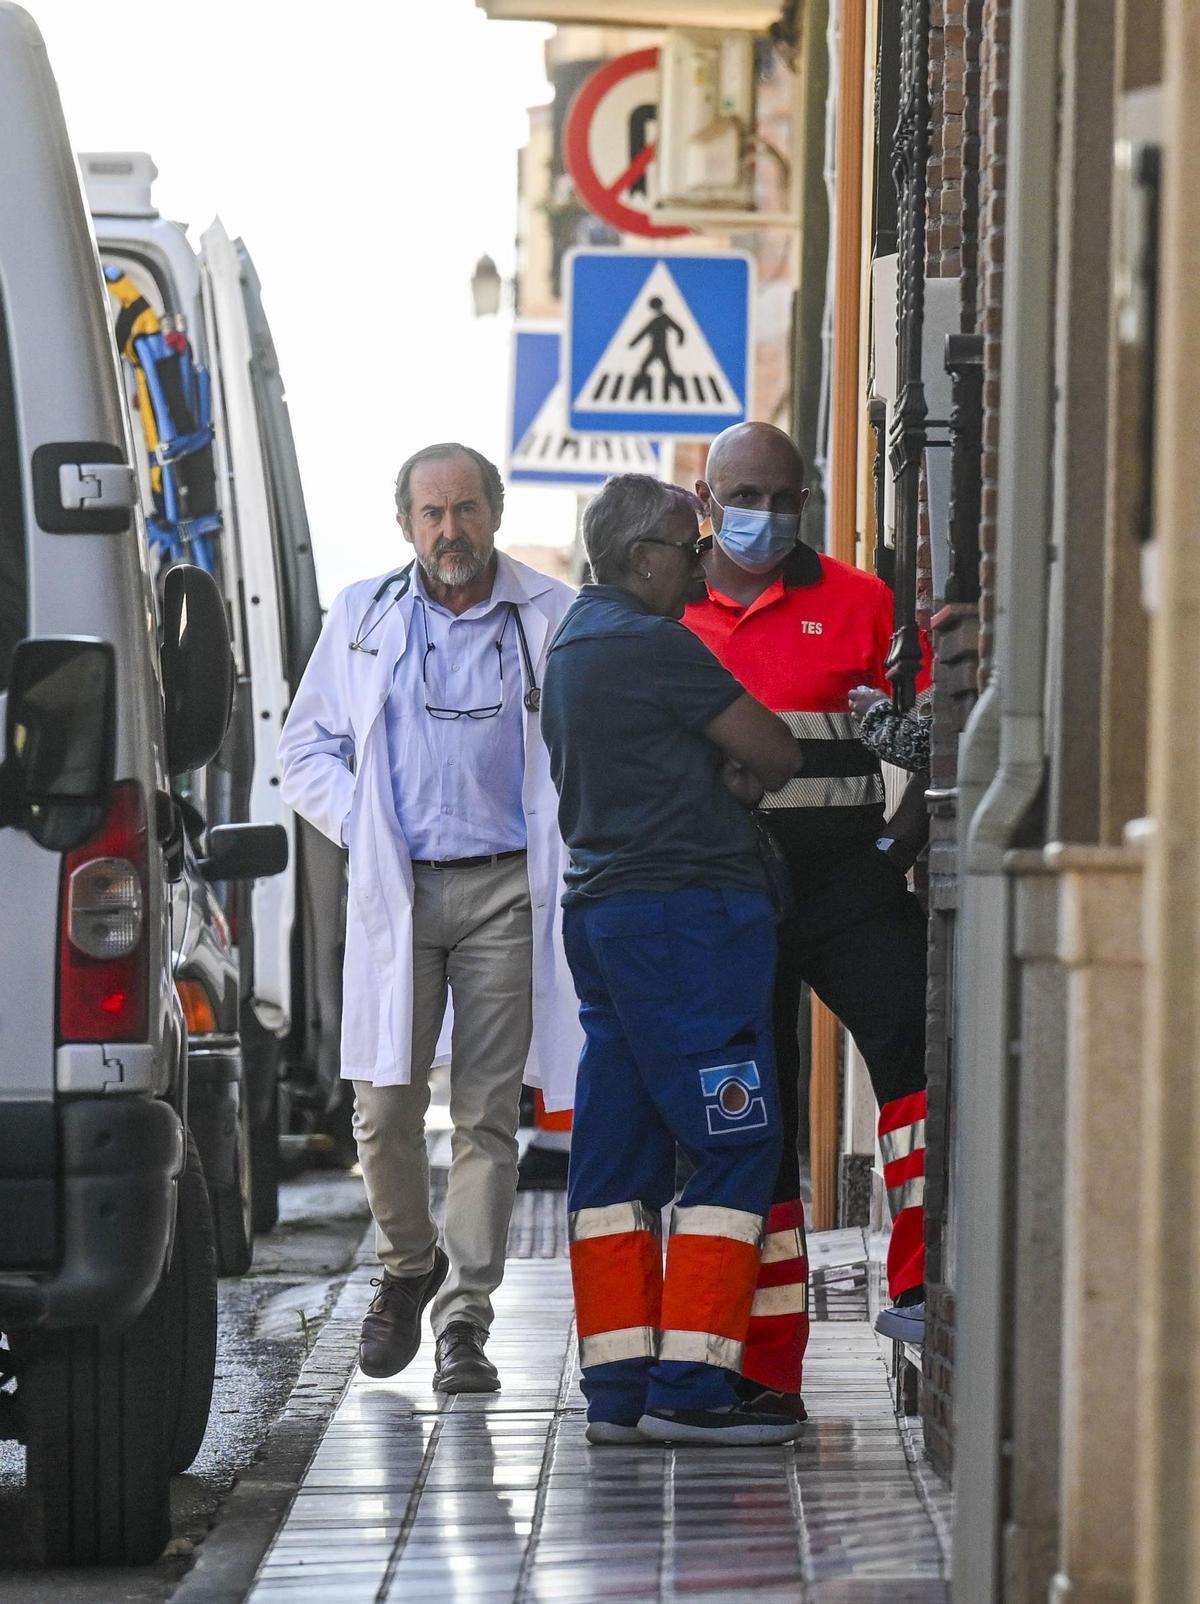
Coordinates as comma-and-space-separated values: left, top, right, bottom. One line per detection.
0, 1, 168, 1254
234, 241, 346, 1110
199, 218, 294, 1036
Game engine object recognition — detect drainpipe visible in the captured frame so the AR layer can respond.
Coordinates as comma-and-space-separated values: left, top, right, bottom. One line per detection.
949, 0, 1058, 1598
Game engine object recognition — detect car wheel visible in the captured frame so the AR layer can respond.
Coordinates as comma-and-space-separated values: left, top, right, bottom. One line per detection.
18, 1313, 171, 1566
165, 1130, 219, 1473
15, 1132, 216, 1563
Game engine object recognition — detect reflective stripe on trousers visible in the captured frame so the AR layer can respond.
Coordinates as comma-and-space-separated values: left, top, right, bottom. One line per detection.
569, 1200, 765, 1376
569, 1202, 663, 1369
563, 885, 781, 1419
741, 1197, 810, 1393
880, 1088, 927, 1299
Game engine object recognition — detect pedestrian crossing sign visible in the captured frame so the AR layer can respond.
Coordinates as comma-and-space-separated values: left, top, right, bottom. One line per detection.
507, 322, 660, 488
564, 248, 753, 439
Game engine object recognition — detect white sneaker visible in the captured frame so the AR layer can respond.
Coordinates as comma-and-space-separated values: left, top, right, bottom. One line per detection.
585, 1420, 646, 1446
875, 1301, 926, 1344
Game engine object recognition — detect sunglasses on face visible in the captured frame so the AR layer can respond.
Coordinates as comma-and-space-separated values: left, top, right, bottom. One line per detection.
640, 532, 714, 561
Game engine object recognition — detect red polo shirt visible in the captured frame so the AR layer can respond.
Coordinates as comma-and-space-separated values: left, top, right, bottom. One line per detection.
684, 551, 896, 714
684, 550, 929, 847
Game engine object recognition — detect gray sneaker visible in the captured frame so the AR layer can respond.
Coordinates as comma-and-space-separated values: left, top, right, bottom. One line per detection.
638, 1406, 804, 1446
585, 1420, 646, 1446
875, 1301, 926, 1344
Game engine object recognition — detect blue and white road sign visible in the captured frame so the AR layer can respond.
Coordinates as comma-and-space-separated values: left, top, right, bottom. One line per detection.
508, 322, 658, 489
564, 248, 753, 439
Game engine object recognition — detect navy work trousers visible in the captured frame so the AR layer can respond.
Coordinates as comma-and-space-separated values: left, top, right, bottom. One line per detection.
563, 886, 782, 1426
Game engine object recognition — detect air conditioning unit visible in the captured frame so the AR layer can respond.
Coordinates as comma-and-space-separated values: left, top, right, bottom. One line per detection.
657, 30, 756, 211
79, 151, 158, 218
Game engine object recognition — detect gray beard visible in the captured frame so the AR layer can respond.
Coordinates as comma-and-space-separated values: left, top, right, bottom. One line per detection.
417, 547, 489, 589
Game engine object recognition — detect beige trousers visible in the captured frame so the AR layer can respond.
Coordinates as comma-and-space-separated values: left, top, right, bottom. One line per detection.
352, 854, 533, 1334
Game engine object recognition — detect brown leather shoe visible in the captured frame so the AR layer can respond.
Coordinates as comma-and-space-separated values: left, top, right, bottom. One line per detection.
433, 1320, 500, 1393
358, 1247, 449, 1379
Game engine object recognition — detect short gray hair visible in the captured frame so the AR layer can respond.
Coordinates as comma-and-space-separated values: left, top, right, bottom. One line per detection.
394, 443, 505, 522
581, 474, 703, 584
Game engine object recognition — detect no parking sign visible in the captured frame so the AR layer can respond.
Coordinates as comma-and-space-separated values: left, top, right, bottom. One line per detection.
564, 50, 690, 240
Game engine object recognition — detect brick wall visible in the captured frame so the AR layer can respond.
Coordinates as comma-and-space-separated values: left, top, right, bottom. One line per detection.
918, 0, 989, 1484
924, 1285, 957, 1468
975, 0, 1010, 682
928, 2, 970, 276
923, 604, 981, 1478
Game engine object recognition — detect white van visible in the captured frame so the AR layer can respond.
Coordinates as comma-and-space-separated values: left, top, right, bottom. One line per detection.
0, 5, 251, 1564
80, 154, 348, 1227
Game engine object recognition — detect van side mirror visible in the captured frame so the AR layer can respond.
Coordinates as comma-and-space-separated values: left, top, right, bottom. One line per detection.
198, 823, 289, 882
1, 638, 116, 851
160, 565, 234, 777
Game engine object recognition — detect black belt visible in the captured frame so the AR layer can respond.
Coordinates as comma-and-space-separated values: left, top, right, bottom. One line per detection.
410, 849, 527, 870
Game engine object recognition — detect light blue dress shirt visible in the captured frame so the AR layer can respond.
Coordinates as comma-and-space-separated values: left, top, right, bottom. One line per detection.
385, 562, 528, 860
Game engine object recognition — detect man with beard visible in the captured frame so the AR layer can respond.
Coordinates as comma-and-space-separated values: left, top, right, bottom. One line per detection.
279, 442, 580, 1394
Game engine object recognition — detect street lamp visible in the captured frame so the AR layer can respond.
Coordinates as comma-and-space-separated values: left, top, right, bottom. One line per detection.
470, 253, 502, 317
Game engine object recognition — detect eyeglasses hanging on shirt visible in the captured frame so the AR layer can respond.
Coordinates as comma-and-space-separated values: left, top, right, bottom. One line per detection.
349, 566, 542, 713
417, 597, 542, 719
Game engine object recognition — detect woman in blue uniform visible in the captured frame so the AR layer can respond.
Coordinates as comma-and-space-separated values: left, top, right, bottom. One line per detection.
540, 473, 806, 1447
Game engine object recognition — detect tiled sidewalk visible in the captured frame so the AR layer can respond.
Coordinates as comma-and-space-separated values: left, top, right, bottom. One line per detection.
245, 1242, 950, 1603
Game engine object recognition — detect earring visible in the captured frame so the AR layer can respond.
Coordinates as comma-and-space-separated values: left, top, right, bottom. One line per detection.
643, 572, 652, 580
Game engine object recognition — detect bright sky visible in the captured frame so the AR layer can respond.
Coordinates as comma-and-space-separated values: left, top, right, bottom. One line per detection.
33, 0, 577, 602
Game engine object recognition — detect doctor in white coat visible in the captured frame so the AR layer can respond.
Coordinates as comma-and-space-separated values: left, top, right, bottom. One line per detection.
279, 442, 581, 1393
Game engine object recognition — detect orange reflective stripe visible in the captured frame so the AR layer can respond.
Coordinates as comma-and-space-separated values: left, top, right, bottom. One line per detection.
570, 1230, 663, 1340
660, 1233, 761, 1345
534, 1089, 573, 1133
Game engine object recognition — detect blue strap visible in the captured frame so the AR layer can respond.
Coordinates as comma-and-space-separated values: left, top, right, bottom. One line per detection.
154, 425, 215, 465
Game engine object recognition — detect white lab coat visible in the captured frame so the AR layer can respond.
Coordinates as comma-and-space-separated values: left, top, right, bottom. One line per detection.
278, 553, 582, 1112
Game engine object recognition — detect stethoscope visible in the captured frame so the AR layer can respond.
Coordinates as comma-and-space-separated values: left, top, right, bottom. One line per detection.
348, 561, 541, 712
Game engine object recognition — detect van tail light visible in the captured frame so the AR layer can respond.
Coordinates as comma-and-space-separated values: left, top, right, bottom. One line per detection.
59, 781, 149, 1042
176, 979, 217, 1036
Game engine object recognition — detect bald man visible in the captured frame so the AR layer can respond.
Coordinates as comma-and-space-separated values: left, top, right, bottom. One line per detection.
683, 422, 929, 1417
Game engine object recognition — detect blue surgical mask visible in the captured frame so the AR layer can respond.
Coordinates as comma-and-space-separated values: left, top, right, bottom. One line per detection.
711, 496, 801, 574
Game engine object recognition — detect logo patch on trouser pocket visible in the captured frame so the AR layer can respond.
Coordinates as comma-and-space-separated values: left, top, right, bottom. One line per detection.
699, 1060, 769, 1137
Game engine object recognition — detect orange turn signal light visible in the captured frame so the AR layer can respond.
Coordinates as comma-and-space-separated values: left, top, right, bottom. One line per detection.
176, 979, 218, 1036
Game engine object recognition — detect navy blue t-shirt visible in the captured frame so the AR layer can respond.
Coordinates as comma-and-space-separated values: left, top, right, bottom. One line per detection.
541, 585, 766, 905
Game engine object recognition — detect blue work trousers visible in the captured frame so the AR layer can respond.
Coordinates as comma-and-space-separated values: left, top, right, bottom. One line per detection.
563, 886, 782, 1425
